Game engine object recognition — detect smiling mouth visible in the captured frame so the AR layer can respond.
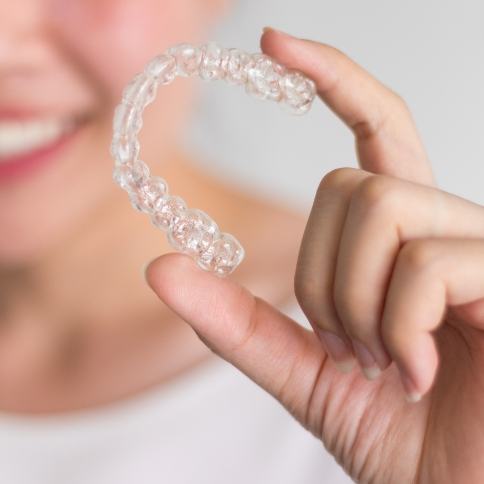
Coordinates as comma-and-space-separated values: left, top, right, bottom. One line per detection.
0, 116, 85, 182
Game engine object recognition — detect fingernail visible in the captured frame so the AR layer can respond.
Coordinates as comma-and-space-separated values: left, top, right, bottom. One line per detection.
405, 392, 422, 404
401, 372, 422, 403
351, 340, 381, 380
317, 330, 355, 373
335, 359, 356, 374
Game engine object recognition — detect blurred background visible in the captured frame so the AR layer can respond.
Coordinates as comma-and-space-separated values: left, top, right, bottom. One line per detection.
190, 0, 484, 209
1, 2, 483, 483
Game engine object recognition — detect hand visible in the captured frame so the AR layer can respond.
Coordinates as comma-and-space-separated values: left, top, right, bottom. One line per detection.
145, 29, 484, 483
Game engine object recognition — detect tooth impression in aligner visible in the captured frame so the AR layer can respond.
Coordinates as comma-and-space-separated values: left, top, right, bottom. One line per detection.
111, 41, 317, 277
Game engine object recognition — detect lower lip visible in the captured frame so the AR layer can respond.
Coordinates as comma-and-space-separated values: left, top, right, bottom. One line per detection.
0, 125, 82, 183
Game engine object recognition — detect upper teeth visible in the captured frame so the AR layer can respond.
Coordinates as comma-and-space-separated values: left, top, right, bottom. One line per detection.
0, 119, 74, 159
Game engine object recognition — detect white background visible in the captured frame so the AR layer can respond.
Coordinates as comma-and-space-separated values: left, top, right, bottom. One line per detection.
189, 0, 484, 210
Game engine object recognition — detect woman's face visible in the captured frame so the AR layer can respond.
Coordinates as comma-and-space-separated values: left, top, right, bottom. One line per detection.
0, 0, 222, 264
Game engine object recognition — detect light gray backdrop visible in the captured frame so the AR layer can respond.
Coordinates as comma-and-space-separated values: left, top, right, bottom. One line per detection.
189, 0, 484, 210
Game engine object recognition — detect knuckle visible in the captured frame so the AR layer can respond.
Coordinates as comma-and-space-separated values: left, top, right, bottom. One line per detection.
388, 88, 407, 109
223, 286, 258, 353
314, 42, 344, 61
352, 175, 401, 216
313, 43, 348, 84
351, 119, 379, 140
397, 239, 441, 274
317, 167, 360, 195
322, 43, 347, 60
351, 91, 410, 141
195, 330, 221, 357
391, 90, 410, 114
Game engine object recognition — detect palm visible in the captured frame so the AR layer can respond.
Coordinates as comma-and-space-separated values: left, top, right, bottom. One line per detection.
304, 306, 484, 483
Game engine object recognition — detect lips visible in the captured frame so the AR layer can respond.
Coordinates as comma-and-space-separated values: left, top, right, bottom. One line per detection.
0, 114, 83, 182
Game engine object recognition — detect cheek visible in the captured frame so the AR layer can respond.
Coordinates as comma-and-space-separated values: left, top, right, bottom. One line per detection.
50, 0, 209, 98
0, 0, 210, 263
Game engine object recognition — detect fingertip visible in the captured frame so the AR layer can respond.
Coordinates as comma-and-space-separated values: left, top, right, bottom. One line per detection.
260, 30, 339, 95
390, 333, 439, 405
316, 329, 357, 374
144, 252, 198, 298
260, 27, 298, 60
143, 252, 252, 337
402, 367, 424, 403
400, 371, 421, 403
405, 391, 422, 404
403, 367, 432, 404
142, 257, 159, 283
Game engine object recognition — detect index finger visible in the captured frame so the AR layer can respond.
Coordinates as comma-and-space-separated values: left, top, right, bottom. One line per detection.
261, 28, 435, 186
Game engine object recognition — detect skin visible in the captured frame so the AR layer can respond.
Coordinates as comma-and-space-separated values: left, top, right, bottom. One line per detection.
147, 29, 484, 483
0, 1, 304, 412
3, 1, 483, 481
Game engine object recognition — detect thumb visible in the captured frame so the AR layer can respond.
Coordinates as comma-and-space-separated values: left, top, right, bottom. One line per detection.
145, 253, 326, 412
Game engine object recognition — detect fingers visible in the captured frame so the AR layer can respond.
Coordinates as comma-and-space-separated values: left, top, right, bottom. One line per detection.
145, 253, 327, 416
296, 167, 484, 386
260, 28, 434, 186
333, 175, 484, 374
295, 167, 370, 373
381, 238, 484, 402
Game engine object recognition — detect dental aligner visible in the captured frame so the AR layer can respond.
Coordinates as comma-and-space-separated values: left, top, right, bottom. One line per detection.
111, 42, 316, 276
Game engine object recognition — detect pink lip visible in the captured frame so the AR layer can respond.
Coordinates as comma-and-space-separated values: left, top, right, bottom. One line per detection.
0, 108, 50, 120
0, 121, 81, 183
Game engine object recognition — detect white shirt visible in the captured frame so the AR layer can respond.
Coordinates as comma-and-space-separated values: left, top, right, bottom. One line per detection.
0, 303, 353, 484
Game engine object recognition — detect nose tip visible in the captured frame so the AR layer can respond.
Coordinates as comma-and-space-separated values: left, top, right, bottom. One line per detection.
0, 0, 46, 70
0, 0, 47, 77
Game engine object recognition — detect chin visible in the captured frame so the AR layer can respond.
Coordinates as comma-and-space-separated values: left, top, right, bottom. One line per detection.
0, 201, 80, 266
